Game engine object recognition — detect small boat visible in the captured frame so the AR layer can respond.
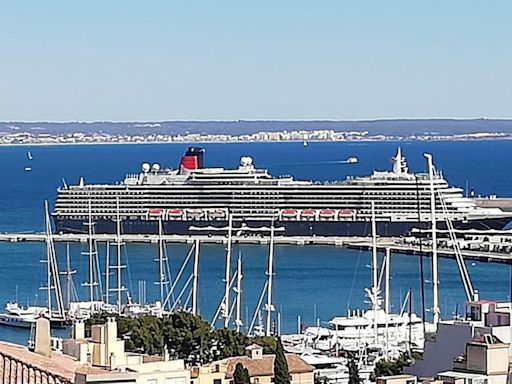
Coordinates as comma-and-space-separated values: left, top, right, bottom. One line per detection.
301, 209, 317, 219
24, 166, 32, 172
167, 209, 184, 217
0, 302, 47, 328
303, 141, 308, 147
338, 209, 355, 217
27, 151, 33, 160
319, 209, 336, 218
148, 209, 163, 217
344, 157, 358, 164
281, 209, 298, 218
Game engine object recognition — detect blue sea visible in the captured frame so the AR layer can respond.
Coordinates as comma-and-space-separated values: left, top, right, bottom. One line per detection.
1, 141, 512, 345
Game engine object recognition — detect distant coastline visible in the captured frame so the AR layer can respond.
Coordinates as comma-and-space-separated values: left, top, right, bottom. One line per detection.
1, 136, 512, 147
2, 119, 512, 146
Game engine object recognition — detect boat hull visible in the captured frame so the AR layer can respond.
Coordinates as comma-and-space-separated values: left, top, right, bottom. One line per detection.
0, 315, 34, 328
54, 216, 511, 237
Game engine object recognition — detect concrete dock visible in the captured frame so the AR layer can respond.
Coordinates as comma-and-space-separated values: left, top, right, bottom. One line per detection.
0, 231, 511, 264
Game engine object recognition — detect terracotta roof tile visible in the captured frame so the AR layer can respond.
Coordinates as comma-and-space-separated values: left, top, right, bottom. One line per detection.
213, 354, 314, 379
0, 341, 110, 381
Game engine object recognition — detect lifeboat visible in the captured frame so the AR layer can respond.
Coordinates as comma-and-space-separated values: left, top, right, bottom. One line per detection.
281, 209, 298, 219
301, 209, 317, 219
338, 209, 354, 217
167, 209, 184, 217
187, 209, 204, 219
148, 209, 163, 218
208, 209, 226, 219
319, 209, 336, 219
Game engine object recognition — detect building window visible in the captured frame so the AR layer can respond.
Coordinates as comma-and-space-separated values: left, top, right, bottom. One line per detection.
214, 380, 222, 384
166, 378, 187, 384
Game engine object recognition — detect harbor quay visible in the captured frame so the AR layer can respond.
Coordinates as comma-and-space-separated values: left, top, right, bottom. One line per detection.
1, 232, 512, 263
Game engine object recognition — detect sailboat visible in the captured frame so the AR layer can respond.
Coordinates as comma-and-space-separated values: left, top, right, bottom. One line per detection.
27, 151, 33, 160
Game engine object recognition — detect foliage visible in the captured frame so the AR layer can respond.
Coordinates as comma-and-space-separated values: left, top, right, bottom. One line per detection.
234, 362, 251, 384
372, 352, 421, 380
273, 338, 291, 384
86, 311, 278, 365
348, 356, 361, 384
253, 335, 276, 354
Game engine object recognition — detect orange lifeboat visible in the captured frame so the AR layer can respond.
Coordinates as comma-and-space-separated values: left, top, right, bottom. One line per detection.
320, 209, 336, 218
167, 209, 184, 217
148, 209, 163, 216
338, 209, 354, 217
301, 209, 317, 219
281, 209, 298, 218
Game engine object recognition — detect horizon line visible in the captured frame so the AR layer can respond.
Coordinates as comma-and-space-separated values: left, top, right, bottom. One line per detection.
2, 117, 512, 124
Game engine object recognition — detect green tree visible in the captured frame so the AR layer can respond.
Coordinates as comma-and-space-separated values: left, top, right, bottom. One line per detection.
214, 328, 249, 359
233, 363, 251, 384
273, 337, 291, 384
348, 356, 361, 384
252, 336, 276, 354
162, 311, 214, 364
85, 311, 277, 364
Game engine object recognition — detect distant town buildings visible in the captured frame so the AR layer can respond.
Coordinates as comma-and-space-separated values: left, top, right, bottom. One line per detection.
0, 127, 509, 145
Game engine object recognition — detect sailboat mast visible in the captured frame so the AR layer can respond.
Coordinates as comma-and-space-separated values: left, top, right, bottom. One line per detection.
87, 199, 94, 304
266, 222, 275, 336
425, 153, 440, 325
384, 247, 390, 360
235, 254, 243, 333
45, 200, 66, 319
115, 196, 124, 314
159, 218, 165, 304
371, 202, 378, 343
371, 201, 378, 292
105, 241, 110, 305
192, 239, 200, 316
63, 243, 77, 309
223, 213, 233, 328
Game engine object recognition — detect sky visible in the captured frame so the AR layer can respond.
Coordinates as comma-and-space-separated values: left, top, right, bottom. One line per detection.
0, 1, 511, 121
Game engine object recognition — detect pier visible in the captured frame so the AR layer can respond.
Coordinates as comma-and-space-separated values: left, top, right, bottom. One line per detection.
1, 232, 512, 263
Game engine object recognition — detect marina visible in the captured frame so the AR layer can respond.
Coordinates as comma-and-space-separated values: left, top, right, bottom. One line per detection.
1, 142, 512, 380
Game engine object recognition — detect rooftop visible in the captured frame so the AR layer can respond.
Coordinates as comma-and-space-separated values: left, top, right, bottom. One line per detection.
213, 354, 314, 378
0, 341, 109, 382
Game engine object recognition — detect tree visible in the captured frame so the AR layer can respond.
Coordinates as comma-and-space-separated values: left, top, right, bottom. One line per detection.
348, 356, 361, 384
214, 328, 249, 359
234, 362, 251, 384
273, 337, 291, 384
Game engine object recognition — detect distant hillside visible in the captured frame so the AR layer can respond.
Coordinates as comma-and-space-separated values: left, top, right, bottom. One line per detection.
2, 119, 512, 136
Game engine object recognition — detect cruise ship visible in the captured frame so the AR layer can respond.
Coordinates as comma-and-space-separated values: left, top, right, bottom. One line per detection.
53, 147, 512, 236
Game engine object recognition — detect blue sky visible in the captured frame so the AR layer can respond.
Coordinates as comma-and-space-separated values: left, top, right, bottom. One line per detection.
0, 1, 510, 121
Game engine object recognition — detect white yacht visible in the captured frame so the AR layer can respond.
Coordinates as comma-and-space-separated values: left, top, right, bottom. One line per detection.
0, 302, 48, 328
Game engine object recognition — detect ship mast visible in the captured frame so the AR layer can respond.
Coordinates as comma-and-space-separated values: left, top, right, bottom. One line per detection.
384, 247, 391, 359
223, 213, 233, 328
265, 221, 275, 336
157, 217, 169, 304
59, 242, 76, 310
83, 199, 99, 306
371, 201, 378, 343
112, 195, 126, 314
234, 253, 243, 333
425, 153, 440, 325
191, 238, 200, 316
43, 201, 66, 319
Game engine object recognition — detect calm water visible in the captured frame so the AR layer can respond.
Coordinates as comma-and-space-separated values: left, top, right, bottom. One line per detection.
1, 141, 511, 345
